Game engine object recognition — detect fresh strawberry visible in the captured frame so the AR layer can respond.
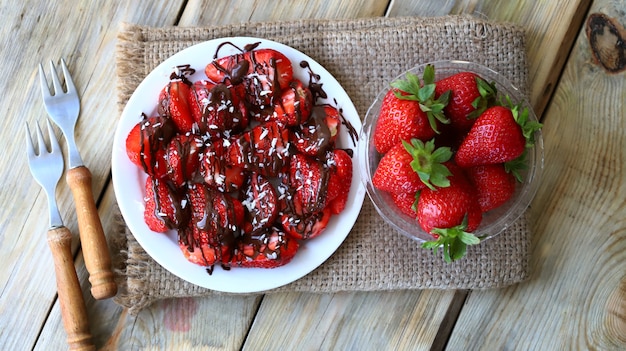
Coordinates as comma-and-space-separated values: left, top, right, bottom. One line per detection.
227, 121, 291, 177
241, 172, 279, 232
455, 105, 527, 167
280, 207, 332, 240
373, 65, 450, 154
465, 163, 517, 212
202, 139, 246, 193
417, 164, 482, 263
372, 139, 452, 194
391, 191, 418, 218
435, 72, 497, 131
158, 80, 195, 133
226, 227, 299, 268
292, 105, 341, 156
165, 134, 203, 188
325, 149, 353, 214
143, 176, 189, 233
126, 115, 177, 179
188, 80, 249, 136
179, 183, 244, 267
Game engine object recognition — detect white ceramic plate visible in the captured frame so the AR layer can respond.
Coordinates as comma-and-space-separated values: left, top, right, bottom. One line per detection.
112, 37, 365, 293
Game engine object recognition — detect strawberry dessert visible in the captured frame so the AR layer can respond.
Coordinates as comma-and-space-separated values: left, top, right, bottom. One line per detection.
371, 64, 542, 263
125, 42, 354, 271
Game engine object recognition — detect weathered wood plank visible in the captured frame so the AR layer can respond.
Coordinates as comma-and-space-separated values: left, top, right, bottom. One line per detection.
244, 291, 458, 351
447, 2, 626, 349
180, 0, 388, 25
0, 1, 184, 349
388, 0, 592, 117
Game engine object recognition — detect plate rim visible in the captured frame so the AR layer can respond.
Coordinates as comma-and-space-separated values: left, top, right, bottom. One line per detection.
111, 36, 366, 293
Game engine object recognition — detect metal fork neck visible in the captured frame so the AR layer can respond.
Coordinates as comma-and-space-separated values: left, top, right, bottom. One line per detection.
61, 128, 84, 168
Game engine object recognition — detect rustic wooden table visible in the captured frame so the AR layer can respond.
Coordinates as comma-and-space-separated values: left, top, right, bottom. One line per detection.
3, 0, 626, 350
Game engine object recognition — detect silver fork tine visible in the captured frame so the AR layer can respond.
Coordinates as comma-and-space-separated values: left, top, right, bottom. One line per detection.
48, 60, 65, 94
60, 59, 77, 95
46, 119, 62, 154
38, 63, 52, 97
34, 120, 48, 154
25, 123, 36, 158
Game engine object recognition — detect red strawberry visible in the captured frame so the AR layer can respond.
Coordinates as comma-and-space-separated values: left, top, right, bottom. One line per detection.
287, 153, 327, 215
435, 72, 497, 131
125, 115, 177, 179
455, 105, 526, 167
417, 164, 482, 263
465, 163, 517, 212
158, 80, 195, 133
391, 191, 418, 218
292, 105, 341, 156
165, 134, 203, 188
188, 81, 249, 136
266, 79, 313, 126
205, 47, 293, 110
227, 227, 299, 268
373, 65, 450, 154
325, 149, 353, 214
202, 138, 246, 193
227, 121, 291, 177
143, 176, 189, 233
280, 207, 332, 240
372, 139, 452, 194
179, 183, 244, 267
241, 172, 279, 233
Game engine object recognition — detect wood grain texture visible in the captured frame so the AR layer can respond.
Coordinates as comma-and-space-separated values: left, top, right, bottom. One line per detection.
388, 0, 592, 117
179, 0, 388, 26
245, 291, 457, 351
0, 1, 184, 350
447, 1, 626, 349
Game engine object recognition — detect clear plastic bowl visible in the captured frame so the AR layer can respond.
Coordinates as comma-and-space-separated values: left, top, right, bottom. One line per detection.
358, 60, 544, 243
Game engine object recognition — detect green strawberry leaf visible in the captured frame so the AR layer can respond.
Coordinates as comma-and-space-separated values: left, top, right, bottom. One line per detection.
390, 66, 451, 133
468, 77, 498, 119
422, 215, 481, 263
504, 150, 528, 183
403, 139, 452, 190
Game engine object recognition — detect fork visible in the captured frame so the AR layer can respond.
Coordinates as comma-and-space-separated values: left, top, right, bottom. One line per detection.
26, 120, 95, 351
39, 59, 117, 300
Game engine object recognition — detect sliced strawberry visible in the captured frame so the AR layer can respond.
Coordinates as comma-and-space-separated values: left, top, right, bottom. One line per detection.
179, 183, 244, 267
165, 134, 203, 188
143, 176, 190, 233
241, 172, 279, 233
227, 121, 291, 177
206, 47, 293, 89
158, 80, 195, 133
126, 115, 177, 179
292, 105, 341, 156
226, 227, 299, 268
202, 139, 246, 193
264, 79, 313, 126
287, 153, 328, 215
188, 80, 249, 137
280, 207, 332, 240
325, 149, 353, 214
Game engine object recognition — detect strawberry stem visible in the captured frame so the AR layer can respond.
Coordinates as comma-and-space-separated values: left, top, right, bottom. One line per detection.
390, 65, 451, 133
468, 76, 498, 119
402, 138, 452, 190
421, 216, 481, 263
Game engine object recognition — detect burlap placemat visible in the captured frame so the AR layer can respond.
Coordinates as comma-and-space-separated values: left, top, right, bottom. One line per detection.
112, 15, 532, 314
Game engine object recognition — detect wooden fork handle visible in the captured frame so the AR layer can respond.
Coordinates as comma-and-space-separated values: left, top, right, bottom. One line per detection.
47, 226, 96, 351
66, 166, 117, 300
